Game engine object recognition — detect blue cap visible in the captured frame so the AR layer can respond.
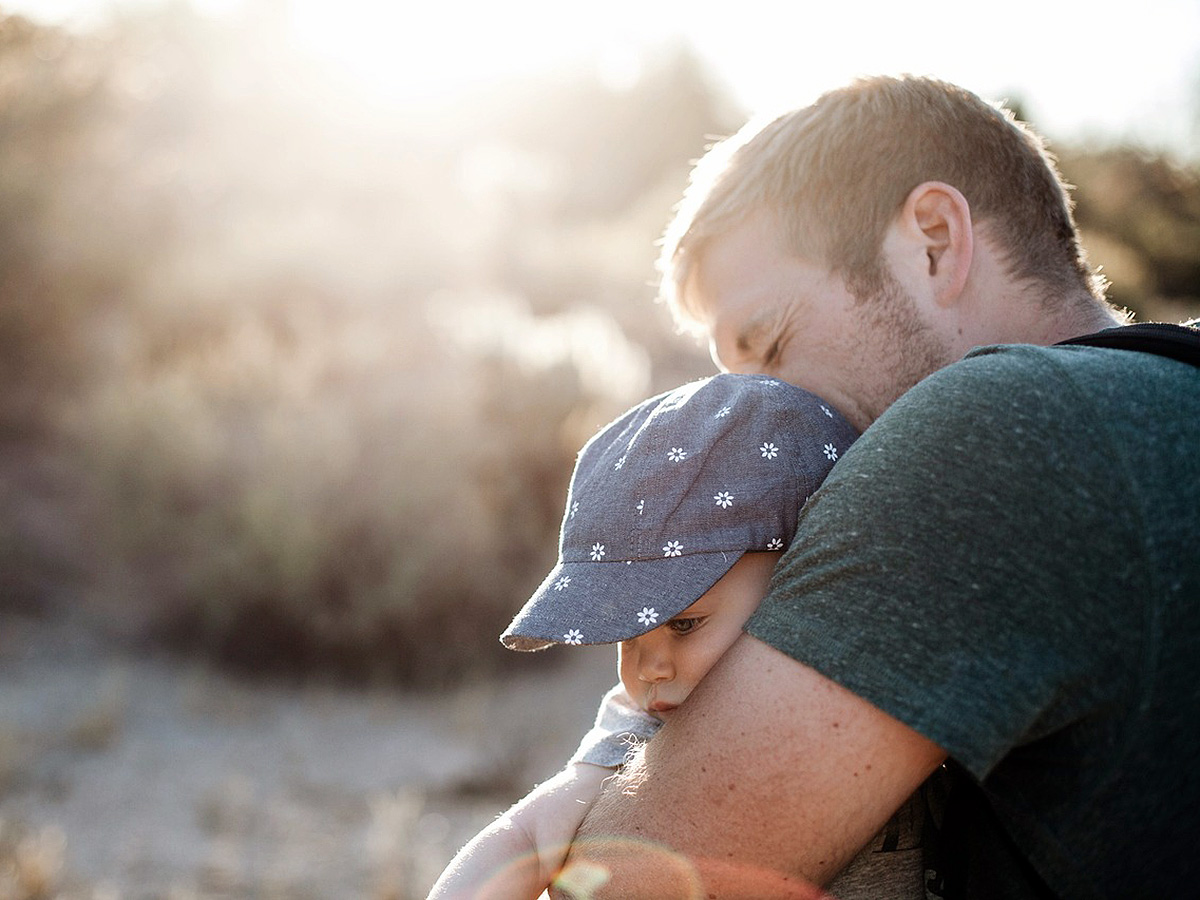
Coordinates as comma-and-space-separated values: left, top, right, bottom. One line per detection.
501, 374, 858, 651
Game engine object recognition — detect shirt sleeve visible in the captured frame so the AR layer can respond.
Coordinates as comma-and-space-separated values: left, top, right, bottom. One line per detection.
569, 683, 663, 768
746, 345, 1149, 778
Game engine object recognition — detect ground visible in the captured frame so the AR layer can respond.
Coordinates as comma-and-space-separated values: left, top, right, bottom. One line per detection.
0, 612, 617, 899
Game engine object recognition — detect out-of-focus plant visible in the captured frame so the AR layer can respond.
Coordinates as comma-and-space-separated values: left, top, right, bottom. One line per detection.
9, 4, 1193, 688
0, 14, 120, 437
1062, 147, 1200, 321
0, 7, 724, 685
0, 820, 67, 900
63, 296, 644, 687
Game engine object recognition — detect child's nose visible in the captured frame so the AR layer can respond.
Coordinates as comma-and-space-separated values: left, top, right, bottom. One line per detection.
636, 638, 674, 683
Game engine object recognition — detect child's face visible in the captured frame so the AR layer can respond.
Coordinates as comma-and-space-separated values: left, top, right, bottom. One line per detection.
618, 551, 781, 718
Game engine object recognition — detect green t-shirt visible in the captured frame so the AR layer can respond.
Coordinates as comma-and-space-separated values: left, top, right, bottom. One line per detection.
748, 342, 1200, 899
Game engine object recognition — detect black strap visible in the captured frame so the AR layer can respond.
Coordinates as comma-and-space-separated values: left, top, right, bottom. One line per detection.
1055, 321, 1200, 367
931, 765, 1058, 900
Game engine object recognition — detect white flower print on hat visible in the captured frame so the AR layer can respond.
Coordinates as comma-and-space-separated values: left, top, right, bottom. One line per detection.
500, 373, 860, 651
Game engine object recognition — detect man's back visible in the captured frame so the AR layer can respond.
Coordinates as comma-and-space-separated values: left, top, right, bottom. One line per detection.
748, 340, 1200, 897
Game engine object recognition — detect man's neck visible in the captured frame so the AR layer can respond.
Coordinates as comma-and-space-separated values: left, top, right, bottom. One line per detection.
965, 290, 1127, 355
1031, 298, 1129, 346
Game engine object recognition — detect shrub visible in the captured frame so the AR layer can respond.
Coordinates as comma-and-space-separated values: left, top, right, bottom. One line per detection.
0, 6, 717, 686
64, 297, 648, 687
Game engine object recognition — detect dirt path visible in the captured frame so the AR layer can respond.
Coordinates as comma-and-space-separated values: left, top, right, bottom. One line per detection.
0, 613, 617, 899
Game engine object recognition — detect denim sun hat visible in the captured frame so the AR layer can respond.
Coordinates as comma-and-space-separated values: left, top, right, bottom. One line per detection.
501, 373, 858, 651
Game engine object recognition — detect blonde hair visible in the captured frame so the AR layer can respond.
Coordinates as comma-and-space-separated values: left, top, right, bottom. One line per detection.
659, 75, 1105, 334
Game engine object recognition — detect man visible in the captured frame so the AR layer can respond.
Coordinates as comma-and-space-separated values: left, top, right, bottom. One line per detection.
550, 76, 1200, 898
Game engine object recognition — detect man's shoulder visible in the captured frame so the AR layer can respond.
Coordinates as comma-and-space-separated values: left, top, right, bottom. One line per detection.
941, 338, 1160, 387
862, 343, 1085, 444
883, 338, 1194, 432
840, 337, 1198, 495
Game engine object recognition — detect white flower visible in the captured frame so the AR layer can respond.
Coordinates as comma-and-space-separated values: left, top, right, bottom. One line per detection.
636, 499, 645, 515
667, 447, 688, 462
590, 543, 606, 561
614, 455, 626, 470
563, 629, 584, 645
767, 537, 784, 550
760, 442, 779, 459
637, 607, 659, 626
714, 491, 734, 509
823, 443, 839, 461
820, 404, 834, 418
759, 378, 781, 387
554, 576, 571, 591
662, 540, 683, 557
715, 405, 732, 418
570, 501, 579, 518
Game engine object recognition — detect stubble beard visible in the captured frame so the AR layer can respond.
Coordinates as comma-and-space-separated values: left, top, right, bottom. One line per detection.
856, 271, 956, 424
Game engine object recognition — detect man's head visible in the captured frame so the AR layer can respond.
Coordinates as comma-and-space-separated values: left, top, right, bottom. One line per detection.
659, 76, 1117, 429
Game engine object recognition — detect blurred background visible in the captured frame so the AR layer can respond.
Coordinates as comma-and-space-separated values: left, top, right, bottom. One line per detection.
0, 0, 1198, 896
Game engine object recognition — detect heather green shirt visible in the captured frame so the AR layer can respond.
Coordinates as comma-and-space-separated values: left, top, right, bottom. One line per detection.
748, 342, 1200, 899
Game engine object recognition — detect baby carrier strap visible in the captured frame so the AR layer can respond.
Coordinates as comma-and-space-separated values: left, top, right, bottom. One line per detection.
1055, 321, 1200, 367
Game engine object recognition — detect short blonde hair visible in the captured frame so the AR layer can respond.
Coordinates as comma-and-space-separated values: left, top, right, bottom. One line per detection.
659, 75, 1105, 334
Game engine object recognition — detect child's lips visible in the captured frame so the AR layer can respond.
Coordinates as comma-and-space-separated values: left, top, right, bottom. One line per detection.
648, 700, 678, 714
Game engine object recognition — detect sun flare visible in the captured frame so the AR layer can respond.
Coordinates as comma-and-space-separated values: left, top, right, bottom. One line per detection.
281, 0, 653, 103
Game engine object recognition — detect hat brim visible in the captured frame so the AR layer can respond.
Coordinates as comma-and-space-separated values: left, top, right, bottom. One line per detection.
500, 549, 748, 651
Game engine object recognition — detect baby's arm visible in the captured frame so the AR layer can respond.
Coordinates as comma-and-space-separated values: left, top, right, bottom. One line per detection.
428, 685, 661, 899
426, 760, 610, 900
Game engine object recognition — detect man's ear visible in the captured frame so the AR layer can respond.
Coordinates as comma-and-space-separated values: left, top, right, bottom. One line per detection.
892, 181, 974, 308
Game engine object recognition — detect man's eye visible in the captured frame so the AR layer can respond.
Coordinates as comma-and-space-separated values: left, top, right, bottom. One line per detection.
668, 617, 706, 635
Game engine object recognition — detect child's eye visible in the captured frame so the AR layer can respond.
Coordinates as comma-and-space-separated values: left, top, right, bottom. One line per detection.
668, 616, 706, 635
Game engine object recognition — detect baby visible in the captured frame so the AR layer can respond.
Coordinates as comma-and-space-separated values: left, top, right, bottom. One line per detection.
428, 374, 924, 899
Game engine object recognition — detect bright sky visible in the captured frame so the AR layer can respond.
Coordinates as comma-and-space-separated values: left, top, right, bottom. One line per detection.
7, 0, 1200, 156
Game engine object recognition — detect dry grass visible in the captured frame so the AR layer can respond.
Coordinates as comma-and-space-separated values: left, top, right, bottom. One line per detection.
62, 670, 129, 754
0, 732, 491, 900
0, 735, 34, 799
0, 619, 617, 899
366, 789, 426, 900
0, 821, 66, 900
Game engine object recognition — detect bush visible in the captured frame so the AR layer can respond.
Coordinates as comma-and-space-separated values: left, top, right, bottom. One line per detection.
62, 295, 654, 687
0, 7, 716, 686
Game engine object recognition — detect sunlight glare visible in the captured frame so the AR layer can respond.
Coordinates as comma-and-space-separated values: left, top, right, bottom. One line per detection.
4, 0, 1198, 154
282, 0, 661, 103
